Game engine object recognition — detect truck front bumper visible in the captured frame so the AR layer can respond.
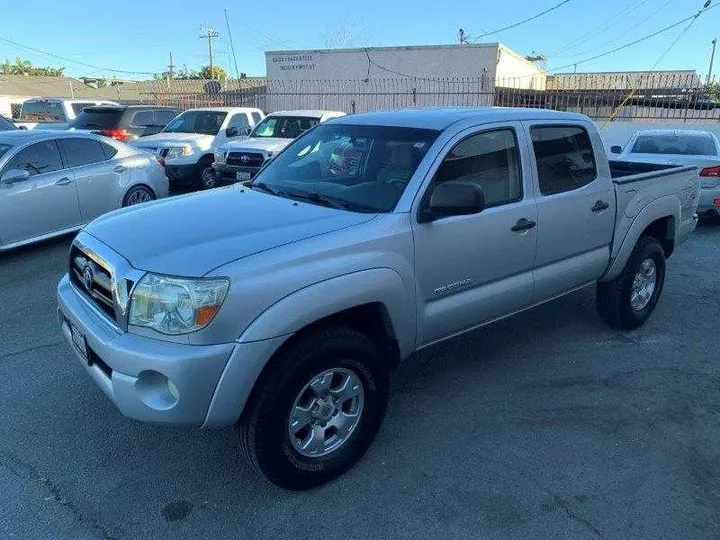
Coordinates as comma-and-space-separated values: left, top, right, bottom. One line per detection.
57, 274, 285, 427
212, 162, 262, 185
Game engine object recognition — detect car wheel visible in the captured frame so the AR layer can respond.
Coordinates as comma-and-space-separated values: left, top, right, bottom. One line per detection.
122, 185, 155, 207
196, 158, 216, 190
596, 236, 666, 330
237, 327, 390, 490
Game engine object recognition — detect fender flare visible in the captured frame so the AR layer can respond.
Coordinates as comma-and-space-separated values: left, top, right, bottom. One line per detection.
601, 195, 678, 281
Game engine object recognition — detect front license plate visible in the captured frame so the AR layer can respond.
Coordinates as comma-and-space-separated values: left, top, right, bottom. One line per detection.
69, 321, 88, 360
236, 171, 252, 181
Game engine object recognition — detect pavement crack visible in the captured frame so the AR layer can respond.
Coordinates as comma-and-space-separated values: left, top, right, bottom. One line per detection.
0, 340, 65, 361
0, 451, 120, 540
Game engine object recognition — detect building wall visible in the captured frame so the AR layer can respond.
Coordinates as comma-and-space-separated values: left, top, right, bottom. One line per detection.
495, 45, 546, 89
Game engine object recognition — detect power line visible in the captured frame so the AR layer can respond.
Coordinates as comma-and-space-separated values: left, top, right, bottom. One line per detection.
226, 14, 290, 48
469, 0, 573, 41
0, 36, 160, 75
224, 9, 241, 82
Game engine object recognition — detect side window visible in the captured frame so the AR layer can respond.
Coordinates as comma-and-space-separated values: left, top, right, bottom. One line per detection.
227, 113, 250, 129
3, 140, 63, 176
60, 138, 107, 167
154, 110, 179, 126
251, 112, 263, 125
531, 125, 597, 196
433, 129, 523, 208
100, 142, 118, 160
131, 110, 155, 127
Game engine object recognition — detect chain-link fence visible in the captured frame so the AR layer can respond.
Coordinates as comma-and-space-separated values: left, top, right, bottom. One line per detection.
111, 73, 720, 122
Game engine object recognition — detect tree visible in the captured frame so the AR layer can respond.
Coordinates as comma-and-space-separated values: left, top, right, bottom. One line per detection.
198, 65, 227, 80
705, 82, 720, 102
0, 57, 64, 76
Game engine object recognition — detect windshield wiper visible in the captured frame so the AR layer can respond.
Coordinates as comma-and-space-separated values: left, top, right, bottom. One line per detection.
251, 181, 286, 197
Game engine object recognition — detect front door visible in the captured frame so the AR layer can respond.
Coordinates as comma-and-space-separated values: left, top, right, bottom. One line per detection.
0, 139, 81, 245
413, 124, 538, 346
524, 122, 616, 302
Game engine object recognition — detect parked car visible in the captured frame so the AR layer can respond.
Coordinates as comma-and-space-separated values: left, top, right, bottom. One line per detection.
0, 130, 167, 251
0, 115, 17, 131
611, 129, 720, 218
58, 108, 699, 490
68, 105, 182, 143
212, 110, 347, 185
14, 98, 119, 130
130, 107, 265, 190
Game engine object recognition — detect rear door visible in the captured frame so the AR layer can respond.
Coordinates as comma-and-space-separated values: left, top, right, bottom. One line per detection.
58, 137, 123, 221
524, 122, 615, 302
0, 140, 80, 244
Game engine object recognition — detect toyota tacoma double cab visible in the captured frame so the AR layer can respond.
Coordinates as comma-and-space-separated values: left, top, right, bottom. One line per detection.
58, 108, 699, 490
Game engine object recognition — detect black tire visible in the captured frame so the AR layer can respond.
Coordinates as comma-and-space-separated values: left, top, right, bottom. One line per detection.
237, 327, 390, 490
122, 185, 155, 207
596, 236, 666, 330
195, 156, 216, 190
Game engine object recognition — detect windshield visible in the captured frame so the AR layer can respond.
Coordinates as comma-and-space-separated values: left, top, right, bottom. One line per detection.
250, 115, 320, 139
19, 101, 66, 122
252, 124, 440, 213
68, 108, 124, 130
162, 110, 227, 135
631, 134, 718, 156
0, 143, 12, 159
0, 116, 16, 131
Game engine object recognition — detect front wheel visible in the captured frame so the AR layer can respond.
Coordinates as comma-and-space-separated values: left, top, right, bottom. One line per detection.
596, 236, 666, 330
195, 157, 216, 190
237, 327, 390, 490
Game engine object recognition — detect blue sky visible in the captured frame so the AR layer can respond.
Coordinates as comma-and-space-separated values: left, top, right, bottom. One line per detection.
0, 0, 717, 79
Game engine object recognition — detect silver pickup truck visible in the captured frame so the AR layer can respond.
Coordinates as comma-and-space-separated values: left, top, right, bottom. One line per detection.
57, 108, 699, 490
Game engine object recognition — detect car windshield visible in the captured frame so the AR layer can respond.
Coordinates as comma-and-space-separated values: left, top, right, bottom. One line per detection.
0, 116, 16, 131
162, 110, 227, 135
252, 124, 440, 213
68, 108, 124, 130
19, 101, 66, 122
250, 116, 320, 139
631, 134, 718, 156
0, 143, 12, 159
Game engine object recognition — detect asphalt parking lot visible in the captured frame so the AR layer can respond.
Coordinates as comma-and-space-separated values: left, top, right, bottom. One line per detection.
1, 221, 719, 540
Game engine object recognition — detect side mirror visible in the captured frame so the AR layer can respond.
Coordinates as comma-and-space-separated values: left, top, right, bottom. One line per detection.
610, 145, 622, 154
1, 169, 30, 185
419, 181, 486, 223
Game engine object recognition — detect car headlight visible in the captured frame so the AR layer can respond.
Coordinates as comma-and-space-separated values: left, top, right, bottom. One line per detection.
214, 150, 226, 164
165, 144, 194, 159
129, 273, 230, 335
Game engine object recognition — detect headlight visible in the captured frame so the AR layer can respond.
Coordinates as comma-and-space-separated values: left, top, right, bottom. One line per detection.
129, 273, 229, 335
214, 150, 226, 164
165, 144, 194, 159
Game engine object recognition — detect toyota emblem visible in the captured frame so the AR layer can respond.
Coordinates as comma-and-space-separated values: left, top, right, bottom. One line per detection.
82, 265, 94, 291
240, 155, 250, 164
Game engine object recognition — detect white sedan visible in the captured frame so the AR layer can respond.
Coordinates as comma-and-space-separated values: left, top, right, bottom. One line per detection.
611, 129, 720, 218
0, 131, 168, 251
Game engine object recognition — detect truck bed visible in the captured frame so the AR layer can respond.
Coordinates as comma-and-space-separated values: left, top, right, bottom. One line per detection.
609, 159, 678, 180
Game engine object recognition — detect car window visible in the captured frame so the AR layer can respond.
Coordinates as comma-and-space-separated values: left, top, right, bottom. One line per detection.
18, 101, 66, 122
68, 108, 124, 130
0, 143, 13, 159
531, 125, 597, 196
251, 112, 263, 124
433, 129, 522, 208
59, 138, 107, 167
154, 110, 179, 126
100, 142, 118, 160
71, 103, 94, 115
162, 110, 227, 135
227, 113, 250, 129
0, 115, 16, 131
251, 116, 320, 139
3, 140, 63, 176
131, 110, 155, 127
631, 134, 718, 156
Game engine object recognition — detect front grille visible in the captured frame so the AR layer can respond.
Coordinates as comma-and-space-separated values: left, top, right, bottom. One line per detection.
227, 152, 264, 168
69, 246, 116, 322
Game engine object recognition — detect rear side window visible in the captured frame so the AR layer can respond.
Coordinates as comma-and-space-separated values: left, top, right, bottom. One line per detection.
68, 108, 124, 130
251, 112, 263, 124
131, 110, 155, 127
154, 110, 179, 126
19, 101, 66, 122
101, 142, 118, 159
3, 140, 63, 175
60, 138, 107, 167
227, 113, 250, 128
531, 125, 597, 196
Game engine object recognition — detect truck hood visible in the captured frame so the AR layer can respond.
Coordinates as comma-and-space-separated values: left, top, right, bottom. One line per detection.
225, 137, 291, 154
131, 132, 216, 149
84, 188, 375, 276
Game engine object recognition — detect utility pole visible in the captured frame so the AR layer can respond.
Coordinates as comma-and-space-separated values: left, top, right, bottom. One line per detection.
200, 26, 219, 79
707, 38, 717, 84
167, 52, 175, 79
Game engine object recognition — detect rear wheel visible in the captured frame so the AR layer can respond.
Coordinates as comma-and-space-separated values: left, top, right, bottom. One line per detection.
195, 157, 216, 190
237, 327, 390, 490
596, 236, 666, 330
122, 185, 155, 207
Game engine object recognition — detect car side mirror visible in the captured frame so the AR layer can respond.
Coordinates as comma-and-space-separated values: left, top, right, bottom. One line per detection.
418, 181, 486, 223
1, 169, 30, 185
610, 145, 622, 154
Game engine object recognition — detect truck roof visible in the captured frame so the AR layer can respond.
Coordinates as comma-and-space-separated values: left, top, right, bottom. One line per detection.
331, 107, 590, 130
268, 110, 345, 118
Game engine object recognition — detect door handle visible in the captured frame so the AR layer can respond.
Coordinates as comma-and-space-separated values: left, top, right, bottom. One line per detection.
55, 177, 73, 186
511, 218, 537, 232
592, 200, 610, 213
113, 165, 127, 173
